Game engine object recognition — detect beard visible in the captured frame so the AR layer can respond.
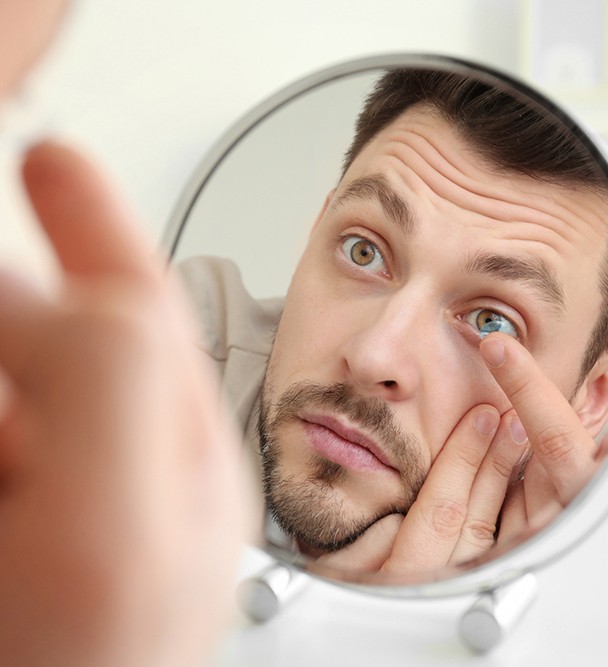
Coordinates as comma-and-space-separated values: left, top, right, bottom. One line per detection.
258, 380, 426, 554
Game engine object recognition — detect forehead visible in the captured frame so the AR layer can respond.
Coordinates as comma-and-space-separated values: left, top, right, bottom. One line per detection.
337, 105, 608, 274
316, 106, 608, 374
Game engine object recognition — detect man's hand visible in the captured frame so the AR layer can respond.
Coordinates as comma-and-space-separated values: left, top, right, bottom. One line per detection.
317, 332, 606, 578
0, 142, 245, 666
318, 403, 525, 575
479, 332, 607, 545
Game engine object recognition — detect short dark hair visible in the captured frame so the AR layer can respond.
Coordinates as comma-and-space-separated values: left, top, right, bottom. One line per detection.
342, 68, 608, 387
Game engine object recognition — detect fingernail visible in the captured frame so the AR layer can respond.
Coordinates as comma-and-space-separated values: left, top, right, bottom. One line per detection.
480, 338, 506, 367
510, 417, 528, 445
474, 410, 499, 436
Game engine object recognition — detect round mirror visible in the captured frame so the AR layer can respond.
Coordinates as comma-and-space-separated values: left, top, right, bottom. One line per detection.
165, 54, 608, 598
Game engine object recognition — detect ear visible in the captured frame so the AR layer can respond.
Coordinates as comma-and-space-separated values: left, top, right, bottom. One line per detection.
572, 355, 608, 438
309, 189, 336, 236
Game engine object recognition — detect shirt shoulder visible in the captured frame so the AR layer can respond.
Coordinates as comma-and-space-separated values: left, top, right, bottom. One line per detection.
175, 256, 282, 440
176, 255, 283, 363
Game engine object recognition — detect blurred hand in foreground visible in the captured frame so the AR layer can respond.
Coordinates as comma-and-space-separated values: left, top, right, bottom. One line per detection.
0, 142, 245, 667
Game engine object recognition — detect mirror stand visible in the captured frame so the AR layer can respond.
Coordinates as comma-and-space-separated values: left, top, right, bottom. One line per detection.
237, 563, 309, 623
238, 562, 538, 654
459, 572, 538, 653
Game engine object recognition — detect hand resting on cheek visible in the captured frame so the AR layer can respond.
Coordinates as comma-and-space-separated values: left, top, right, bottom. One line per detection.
316, 332, 607, 579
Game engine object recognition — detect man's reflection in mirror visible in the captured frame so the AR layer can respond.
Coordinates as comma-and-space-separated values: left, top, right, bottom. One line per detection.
180, 69, 608, 577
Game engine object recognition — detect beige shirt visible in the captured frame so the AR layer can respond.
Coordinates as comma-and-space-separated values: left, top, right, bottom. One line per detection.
177, 255, 283, 454
178, 256, 297, 549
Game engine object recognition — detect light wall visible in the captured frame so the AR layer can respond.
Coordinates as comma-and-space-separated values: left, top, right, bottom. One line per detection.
1, 0, 605, 276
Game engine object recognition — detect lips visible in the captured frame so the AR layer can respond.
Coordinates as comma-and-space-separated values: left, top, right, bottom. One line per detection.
299, 413, 397, 473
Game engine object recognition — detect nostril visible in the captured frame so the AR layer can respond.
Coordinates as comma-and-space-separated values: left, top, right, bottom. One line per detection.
383, 380, 396, 388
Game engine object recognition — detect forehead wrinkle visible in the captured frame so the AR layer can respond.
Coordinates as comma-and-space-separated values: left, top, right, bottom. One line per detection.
332, 174, 416, 236
382, 123, 604, 245
464, 249, 566, 316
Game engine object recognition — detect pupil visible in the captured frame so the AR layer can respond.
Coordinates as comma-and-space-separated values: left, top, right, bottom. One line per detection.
352, 240, 374, 265
477, 310, 500, 329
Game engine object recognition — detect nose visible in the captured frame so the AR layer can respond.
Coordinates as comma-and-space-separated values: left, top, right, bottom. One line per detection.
342, 292, 430, 401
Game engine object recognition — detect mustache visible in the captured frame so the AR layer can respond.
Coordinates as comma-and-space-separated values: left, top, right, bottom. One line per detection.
263, 381, 420, 464
258, 380, 427, 552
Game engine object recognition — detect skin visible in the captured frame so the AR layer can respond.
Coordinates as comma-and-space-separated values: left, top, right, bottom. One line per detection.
262, 105, 608, 576
0, 1, 244, 665
0, 0, 70, 96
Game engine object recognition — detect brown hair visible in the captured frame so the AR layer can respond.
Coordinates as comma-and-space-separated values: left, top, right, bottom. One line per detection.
342, 67, 608, 386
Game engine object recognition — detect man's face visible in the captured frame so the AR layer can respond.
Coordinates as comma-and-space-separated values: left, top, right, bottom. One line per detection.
259, 105, 608, 553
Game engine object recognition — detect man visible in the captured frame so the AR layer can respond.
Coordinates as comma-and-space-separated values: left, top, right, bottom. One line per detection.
0, 1, 244, 665
181, 68, 608, 579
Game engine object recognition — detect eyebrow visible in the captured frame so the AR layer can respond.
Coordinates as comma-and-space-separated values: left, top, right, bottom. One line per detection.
331, 174, 415, 235
332, 175, 566, 315
463, 250, 566, 315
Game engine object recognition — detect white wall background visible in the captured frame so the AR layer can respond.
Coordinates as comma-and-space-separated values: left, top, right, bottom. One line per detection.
1, 0, 606, 277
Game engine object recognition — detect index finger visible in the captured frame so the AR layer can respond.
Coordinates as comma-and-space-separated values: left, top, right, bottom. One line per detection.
22, 142, 161, 284
479, 332, 598, 502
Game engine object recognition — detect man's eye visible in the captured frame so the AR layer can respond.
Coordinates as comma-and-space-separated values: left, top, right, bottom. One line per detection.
341, 236, 386, 273
466, 308, 519, 339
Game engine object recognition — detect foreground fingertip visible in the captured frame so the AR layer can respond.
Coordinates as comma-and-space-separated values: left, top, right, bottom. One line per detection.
21, 140, 80, 197
23, 139, 68, 169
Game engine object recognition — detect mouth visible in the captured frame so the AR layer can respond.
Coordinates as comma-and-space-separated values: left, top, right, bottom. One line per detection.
299, 413, 398, 473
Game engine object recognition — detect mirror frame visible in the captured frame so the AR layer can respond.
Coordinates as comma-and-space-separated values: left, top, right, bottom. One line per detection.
164, 53, 608, 598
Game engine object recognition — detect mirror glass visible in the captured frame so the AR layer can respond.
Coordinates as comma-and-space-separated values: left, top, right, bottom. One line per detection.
166, 55, 608, 594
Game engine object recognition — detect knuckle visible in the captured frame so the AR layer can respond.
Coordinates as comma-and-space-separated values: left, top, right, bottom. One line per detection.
503, 371, 533, 406
457, 444, 485, 472
93, 287, 165, 338
447, 436, 486, 475
429, 499, 467, 539
462, 518, 497, 547
534, 423, 576, 463
489, 452, 517, 480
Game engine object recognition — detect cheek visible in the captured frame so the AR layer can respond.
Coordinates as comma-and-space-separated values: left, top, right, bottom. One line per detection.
267, 277, 345, 386
533, 332, 588, 398
420, 345, 514, 463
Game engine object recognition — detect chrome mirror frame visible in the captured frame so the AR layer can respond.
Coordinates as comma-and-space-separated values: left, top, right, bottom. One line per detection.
164, 53, 608, 600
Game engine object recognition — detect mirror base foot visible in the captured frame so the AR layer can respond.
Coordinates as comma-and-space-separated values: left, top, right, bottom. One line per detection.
459, 573, 538, 653
237, 563, 308, 623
